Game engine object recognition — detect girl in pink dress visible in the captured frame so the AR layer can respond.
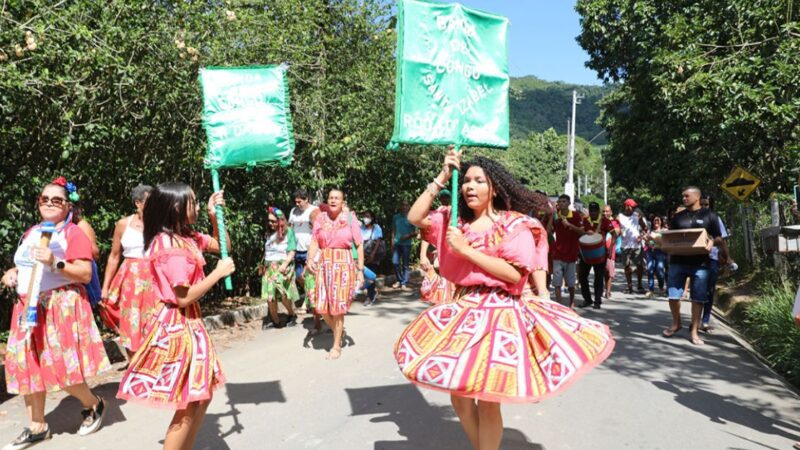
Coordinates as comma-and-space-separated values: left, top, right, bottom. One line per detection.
306, 189, 364, 360
2, 177, 110, 449
101, 185, 157, 358
395, 149, 615, 450
116, 182, 235, 450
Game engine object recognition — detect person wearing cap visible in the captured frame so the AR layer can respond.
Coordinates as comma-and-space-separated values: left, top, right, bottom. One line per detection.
617, 198, 649, 294
578, 202, 619, 309
547, 194, 585, 308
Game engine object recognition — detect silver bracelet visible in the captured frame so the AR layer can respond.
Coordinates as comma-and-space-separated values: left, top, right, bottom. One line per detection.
426, 182, 440, 196
432, 178, 446, 189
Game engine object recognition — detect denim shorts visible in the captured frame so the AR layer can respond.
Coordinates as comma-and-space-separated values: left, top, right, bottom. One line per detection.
294, 251, 308, 280
667, 263, 710, 303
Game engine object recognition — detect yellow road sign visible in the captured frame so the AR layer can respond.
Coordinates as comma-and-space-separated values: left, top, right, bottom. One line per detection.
721, 166, 761, 202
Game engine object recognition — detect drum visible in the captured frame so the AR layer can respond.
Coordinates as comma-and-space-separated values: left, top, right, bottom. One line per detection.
579, 233, 606, 265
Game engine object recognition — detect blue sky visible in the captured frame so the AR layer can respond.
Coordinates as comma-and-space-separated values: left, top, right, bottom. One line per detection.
456, 1, 601, 85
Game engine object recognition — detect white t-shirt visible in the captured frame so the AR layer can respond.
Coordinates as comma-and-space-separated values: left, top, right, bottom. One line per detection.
289, 205, 318, 252
617, 212, 642, 249
710, 217, 728, 261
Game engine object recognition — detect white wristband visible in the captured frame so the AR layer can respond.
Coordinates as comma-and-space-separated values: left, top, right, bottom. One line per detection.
432, 178, 446, 189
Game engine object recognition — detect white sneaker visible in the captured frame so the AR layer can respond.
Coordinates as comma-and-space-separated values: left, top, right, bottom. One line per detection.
78, 396, 105, 436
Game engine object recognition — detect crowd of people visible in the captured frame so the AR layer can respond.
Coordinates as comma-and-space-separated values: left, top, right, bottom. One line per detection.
0, 154, 767, 450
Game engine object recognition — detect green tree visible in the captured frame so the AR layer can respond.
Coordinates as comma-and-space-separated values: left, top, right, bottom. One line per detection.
576, 0, 800, 200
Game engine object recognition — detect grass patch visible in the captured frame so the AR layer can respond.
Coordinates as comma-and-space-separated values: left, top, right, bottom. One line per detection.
740, 279, 800, 387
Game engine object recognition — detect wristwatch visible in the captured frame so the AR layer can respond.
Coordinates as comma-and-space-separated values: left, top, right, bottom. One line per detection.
52, 258, 66, 271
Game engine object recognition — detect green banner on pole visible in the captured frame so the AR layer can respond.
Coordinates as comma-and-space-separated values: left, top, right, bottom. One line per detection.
200, 65, 295, 169
388, 0, 510, 149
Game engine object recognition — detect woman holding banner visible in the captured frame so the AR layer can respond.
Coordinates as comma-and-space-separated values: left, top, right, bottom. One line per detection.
116, 182, 234, 450
1, 177, 110, 449
395, 149, 615, 450
306, 189, 364, 360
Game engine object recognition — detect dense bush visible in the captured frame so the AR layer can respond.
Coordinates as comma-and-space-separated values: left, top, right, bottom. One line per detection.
741, 279, 800, 387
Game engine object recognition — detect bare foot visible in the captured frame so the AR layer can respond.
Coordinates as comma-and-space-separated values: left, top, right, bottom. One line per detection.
326, 347, 342, 360
690, 336, 705, 345
662, 326, 682, 338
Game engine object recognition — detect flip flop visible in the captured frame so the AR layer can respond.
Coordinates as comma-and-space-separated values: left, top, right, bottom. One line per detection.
662, 327, 682, 338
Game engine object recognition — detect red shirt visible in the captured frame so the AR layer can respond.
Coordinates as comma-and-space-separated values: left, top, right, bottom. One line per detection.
583, 215, 614, 236
552, 211, 584, 262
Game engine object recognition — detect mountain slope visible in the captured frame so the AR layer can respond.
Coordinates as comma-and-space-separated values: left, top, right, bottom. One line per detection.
509, 76, 610, 145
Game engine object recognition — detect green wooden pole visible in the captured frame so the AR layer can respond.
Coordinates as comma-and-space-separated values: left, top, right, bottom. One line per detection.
211, 169, 233, 290
450, 145, 461, 227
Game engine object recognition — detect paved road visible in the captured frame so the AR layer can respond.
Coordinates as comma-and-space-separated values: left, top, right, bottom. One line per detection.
1, 279, 799, 450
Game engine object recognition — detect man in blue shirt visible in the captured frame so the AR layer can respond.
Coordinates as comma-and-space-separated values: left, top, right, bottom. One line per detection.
392, 200, 417, 289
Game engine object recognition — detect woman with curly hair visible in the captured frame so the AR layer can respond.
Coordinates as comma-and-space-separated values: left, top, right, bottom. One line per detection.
395, 148, 615, 450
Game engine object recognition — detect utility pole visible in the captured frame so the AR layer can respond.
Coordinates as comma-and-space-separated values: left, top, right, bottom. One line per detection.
564, 90, 583, 203
603, 165, 608, 205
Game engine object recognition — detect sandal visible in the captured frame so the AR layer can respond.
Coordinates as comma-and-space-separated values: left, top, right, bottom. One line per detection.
662, 327, 682, 338
690, 337, 705, 346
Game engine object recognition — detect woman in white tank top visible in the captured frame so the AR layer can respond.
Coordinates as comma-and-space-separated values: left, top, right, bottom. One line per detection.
100, 185, 158, 358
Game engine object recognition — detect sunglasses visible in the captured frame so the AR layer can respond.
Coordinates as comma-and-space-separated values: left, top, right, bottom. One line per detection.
38, 195, 67, 207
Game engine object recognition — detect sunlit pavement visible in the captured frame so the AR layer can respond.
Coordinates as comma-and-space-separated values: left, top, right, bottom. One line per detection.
1, 274, 799, 450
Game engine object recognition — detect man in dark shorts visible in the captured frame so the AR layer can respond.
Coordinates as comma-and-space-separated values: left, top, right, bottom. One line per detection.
662, 186, 722, 345
578, 202, 619, 309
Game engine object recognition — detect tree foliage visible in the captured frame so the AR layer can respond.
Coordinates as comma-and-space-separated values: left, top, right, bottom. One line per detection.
0, 1, 608, 330
576, 0, 800, 201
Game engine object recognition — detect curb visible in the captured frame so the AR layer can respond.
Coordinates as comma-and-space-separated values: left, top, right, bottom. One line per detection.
203, 302, 270, 331
200, 270, 424, 331
710, 306, 800, 399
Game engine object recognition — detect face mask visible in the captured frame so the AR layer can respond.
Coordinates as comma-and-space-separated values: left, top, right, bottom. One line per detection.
363, 218, 372, 225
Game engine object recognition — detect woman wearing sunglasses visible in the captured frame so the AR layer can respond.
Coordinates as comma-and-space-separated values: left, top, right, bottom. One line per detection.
261, 207, 299, 328
1, 177, 110, 450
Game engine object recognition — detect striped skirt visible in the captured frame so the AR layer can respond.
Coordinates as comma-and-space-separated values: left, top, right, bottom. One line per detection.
312, 248, 358, 315
395, 285, 615, 403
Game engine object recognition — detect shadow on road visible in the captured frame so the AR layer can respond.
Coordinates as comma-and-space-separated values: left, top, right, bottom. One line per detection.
654, 379, 800, 442
301, 317, 356, 351
346, 384, 543, 450
45, 381, 127, 436
195, 380, 287, 450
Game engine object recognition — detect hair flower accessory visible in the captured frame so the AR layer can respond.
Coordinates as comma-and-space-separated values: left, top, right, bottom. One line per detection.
268, 206, 284, 218
51, 176, 80, 202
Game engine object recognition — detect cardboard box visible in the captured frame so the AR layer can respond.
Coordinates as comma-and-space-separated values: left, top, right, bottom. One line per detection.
659, 228, 710, 255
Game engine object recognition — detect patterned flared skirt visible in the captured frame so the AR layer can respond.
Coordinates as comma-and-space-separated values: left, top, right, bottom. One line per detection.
312, 248, 358, 315
420, 268, 455, 305
261, 261, 299, 302
395, 285, 615, 403
117, 302, 225, 410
